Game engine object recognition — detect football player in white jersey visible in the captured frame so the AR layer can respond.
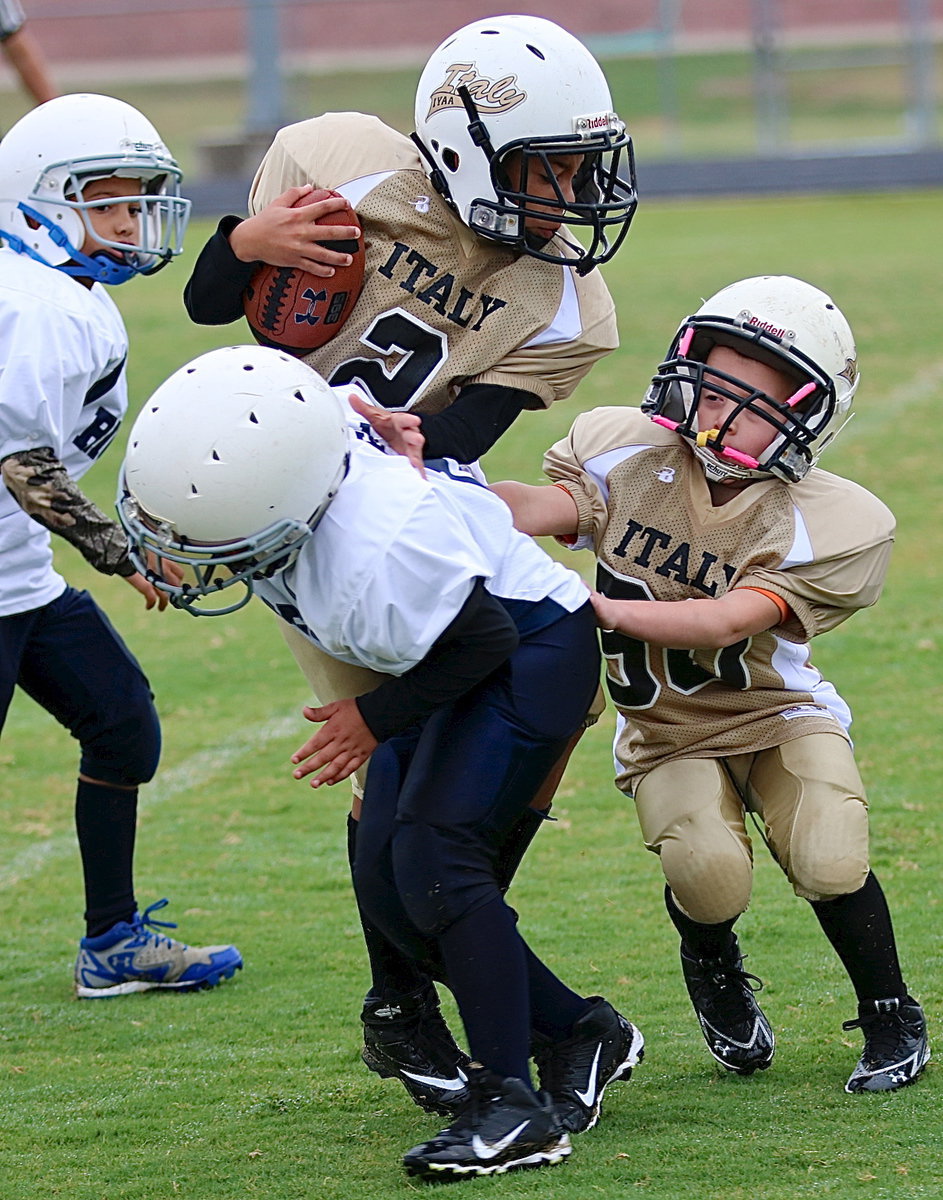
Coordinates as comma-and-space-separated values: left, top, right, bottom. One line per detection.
117, 345, 644, 1180
0, 94, 242, 996
493, 275, 928, 1095
183, 14, 637, 1112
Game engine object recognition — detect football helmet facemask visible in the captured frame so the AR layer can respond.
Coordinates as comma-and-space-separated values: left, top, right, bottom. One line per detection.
118, 346, 350, 616
0, 93, 190, 284
413, 15, 637, 274
642, 275, 859, 484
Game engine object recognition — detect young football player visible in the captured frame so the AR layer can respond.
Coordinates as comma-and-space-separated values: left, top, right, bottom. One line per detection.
491, 275, 929, 1095
0, 93, 242, 996
183, 13, 638, 1113
117, 344, 644, 1180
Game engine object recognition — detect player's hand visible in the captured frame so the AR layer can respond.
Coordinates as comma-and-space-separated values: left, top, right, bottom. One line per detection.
229, 185, 360, 276
347, 393, 426, 477
290, 697, 378, 788
123, 554, 184, 611
589, 589, 623, 632
123, 570, 172, 611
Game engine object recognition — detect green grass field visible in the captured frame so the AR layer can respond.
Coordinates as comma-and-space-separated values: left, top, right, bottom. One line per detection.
1, 183, 942, 1199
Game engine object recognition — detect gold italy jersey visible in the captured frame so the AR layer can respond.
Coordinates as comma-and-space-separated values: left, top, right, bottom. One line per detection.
543, 406, 895, 785
249, 113, 617, 416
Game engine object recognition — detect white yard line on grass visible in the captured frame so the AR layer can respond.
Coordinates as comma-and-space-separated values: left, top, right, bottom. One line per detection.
0, 714, 300, 891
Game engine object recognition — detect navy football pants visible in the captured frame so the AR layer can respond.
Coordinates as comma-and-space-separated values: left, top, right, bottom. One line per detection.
353, 602, 600, 1080
1, 586, 160, 929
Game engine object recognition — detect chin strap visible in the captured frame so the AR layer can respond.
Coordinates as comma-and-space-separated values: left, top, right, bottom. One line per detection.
5, 203, 140, 284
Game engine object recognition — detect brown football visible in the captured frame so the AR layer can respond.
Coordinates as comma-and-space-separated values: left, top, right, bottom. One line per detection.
242, 188, 365, 356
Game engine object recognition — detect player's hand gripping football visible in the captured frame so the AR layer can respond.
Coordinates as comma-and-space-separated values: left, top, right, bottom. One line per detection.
229, 184, 360, 276
291, 697, 379, 788
347, 393, 426, 476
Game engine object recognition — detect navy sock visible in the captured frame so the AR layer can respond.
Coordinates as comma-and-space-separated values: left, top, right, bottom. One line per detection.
524, 944, 591, 1040
438, 896, 533, 1087
75, 779, 137, 937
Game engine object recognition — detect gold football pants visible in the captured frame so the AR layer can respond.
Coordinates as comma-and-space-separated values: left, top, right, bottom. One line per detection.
632, 732, 870, 924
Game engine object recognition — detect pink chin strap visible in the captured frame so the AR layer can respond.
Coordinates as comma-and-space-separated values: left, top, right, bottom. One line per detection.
717, 445, 760, 468
786, 381, 816, 408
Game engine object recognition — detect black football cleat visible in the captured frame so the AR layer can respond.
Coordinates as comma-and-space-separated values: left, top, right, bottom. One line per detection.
402, 1065, 571, 1180
843, 995, 929, 1093
532, 997, 644, 1133
361, 983, 472, 1115
681, 941, 775, 1075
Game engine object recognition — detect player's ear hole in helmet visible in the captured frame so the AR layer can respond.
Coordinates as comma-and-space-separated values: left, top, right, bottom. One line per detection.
642, 275, 859, 484
412, 15, 638, 274
118, 347, 350, 616
0, 93, 190, 285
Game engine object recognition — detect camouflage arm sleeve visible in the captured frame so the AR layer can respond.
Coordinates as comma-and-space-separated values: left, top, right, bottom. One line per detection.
0, 446, 136, 577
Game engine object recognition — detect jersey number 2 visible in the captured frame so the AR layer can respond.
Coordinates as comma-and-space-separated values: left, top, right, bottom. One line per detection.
329, 308, 447, 410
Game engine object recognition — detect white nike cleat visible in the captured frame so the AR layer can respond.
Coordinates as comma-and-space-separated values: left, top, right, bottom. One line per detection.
533, 996, 644, 1133
403, 1065, 571, 1180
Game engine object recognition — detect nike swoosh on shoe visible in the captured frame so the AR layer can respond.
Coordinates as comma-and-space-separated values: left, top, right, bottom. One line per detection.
471, 1121, 530, 1160
402, 1068, 468, 1092
574, 1044, 602, 1107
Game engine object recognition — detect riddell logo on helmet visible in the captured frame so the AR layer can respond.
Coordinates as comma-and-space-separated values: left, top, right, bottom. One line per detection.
744, 313, 794, 341
426, 64, 527, 118
119, 137, 163, 154
575, 113, 617, 132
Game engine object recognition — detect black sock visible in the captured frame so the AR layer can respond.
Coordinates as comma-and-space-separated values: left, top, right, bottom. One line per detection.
808, 871, 906, 1003
665, 885, 739, 960
75, 779, 137, 937
495, 806, 549, 893
347, 814, 430, 1000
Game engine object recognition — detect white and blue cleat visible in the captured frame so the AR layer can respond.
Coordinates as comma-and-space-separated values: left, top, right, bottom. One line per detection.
75, 898, 242, 998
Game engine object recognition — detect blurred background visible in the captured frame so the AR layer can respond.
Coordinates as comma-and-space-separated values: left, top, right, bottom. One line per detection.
2, 0, 942, 209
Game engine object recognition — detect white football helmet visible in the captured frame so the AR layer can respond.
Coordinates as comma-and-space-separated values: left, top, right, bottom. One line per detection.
413, 15, 637, 273
118, 346, 350, 615
642, 275, 859, 483
0, 93, 190, 284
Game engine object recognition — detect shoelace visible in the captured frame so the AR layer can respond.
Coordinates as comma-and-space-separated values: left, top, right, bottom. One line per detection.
841, 1009, 912, 1060
688, 955, 765, 1014
130, 898, 179, 949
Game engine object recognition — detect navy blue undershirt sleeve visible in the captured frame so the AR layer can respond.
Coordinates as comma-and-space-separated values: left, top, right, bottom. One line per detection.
417, 383, 532, 463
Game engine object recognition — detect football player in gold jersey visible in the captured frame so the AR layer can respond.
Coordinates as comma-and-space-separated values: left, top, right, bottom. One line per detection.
494, 275, 929, 1095
184, 15, 638, 1118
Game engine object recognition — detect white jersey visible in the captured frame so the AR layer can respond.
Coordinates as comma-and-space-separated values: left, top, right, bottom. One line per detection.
254, 395, 588, 675
0, 249, 128, 616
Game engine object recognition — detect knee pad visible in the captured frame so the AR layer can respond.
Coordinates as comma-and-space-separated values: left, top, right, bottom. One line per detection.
79, 685, 161, 787
789, 847, 870, 902
781, 795, 870, 902
658, 815, 753, 925
392, 820, 497, 937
